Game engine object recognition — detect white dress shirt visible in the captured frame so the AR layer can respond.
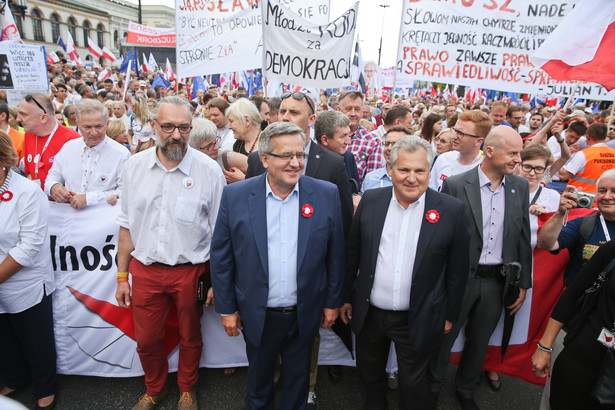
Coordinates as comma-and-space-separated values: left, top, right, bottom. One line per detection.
0, 170, 55, 313
371, 189, 426, 311
45, 136, 130, 206
117, 147, 226, 265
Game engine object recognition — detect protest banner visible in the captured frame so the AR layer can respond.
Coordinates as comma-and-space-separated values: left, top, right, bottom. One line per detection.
396, 0, 615, 100
262, 0, 358, 89
175, 0, 330, 78
0, 42, 48, 104
49, 202, 353, 376
126, 21, 176, 47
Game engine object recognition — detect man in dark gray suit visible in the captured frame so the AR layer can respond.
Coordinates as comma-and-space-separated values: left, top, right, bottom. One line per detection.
342, 135, 471, 409
429, 125, 532, 410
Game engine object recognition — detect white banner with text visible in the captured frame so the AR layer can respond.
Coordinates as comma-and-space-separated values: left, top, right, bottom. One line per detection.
396, 0, 615, 100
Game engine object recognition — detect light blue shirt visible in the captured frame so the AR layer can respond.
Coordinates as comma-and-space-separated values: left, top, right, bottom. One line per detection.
266, 176, 299, 307
362, 166, 392, 192
478, 166, 505, 265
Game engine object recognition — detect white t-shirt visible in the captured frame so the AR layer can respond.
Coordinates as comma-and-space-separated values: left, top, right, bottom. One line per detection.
429, 150, 483, 191
529, 185, 560, 249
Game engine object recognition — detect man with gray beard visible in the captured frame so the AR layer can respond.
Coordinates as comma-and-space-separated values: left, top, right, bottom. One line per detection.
116, 97, 226, 410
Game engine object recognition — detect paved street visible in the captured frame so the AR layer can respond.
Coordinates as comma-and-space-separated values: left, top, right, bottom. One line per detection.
6, 364, 543, 409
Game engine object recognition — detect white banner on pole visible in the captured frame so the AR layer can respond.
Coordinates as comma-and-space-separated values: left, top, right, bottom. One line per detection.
395, 0, 615, 100
175, 0, 330, 78
262, 0, 358, 89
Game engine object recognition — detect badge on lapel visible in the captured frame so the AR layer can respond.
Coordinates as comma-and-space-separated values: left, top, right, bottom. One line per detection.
301, 204, 314, 218
0, 191, 13, 201
425, 209, 440, 223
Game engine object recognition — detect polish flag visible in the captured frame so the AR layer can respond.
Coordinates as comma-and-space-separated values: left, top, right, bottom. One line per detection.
88, 37, 103, 58
1, 5, 22, 43
165, 58, 174, 82
148, 53, 158, 72
531, 0, 615, 91
97, 68, 110, 82
46, 52, 60, 64
102, 47, 116, 62
66, 31, 79, 63
142, 53, 149, 72
451, 85, 458, 102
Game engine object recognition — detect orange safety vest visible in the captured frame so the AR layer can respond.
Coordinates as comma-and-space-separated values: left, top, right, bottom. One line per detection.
569, 145, 615, 193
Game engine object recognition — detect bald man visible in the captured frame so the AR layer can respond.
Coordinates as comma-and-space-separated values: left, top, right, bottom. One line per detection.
429, 126, 532, 410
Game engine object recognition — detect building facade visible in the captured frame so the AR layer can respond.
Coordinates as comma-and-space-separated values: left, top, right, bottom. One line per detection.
9, 0, 174, 64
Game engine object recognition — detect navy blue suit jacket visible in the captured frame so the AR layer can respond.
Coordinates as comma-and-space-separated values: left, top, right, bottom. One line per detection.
210, 173, 346, 347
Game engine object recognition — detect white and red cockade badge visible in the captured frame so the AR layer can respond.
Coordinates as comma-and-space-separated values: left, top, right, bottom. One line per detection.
426, 209, 439, 223
0, 191, 13, 201
301, 204, 314, 218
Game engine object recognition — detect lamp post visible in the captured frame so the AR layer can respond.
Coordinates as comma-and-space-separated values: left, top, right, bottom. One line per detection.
377, 4, 390, 66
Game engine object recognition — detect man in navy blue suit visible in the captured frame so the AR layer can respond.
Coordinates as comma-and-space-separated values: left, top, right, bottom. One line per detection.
210, 122, 346, 410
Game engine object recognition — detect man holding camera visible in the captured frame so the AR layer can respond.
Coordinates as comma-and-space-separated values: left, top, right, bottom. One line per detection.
537, 169, 615, 285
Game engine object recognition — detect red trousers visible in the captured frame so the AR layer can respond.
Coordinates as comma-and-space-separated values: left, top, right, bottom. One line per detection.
130, 258, 205, 395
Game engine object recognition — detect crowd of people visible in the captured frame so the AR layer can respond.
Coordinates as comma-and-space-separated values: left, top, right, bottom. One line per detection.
0, 59, 615, 410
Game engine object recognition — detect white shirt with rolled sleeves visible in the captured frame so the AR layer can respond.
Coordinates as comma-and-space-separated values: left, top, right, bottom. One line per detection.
44, 136, 130, 205
116, 147, 226, 265
0, 171, 55, 313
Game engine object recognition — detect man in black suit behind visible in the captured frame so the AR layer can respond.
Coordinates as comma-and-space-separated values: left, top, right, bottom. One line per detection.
430, 125, 532, 410
341, 135, 471, 409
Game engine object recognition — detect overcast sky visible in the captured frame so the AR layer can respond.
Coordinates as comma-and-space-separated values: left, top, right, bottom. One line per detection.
133, 0, 403, 68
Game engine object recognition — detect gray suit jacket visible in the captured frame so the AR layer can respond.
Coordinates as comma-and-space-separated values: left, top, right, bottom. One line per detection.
441, 166, 532, 293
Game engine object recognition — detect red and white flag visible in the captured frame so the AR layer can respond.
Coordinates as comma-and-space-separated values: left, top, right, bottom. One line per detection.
66, 31, 80, 64
47, 52, 60, 64
88, 37, 103, 58
97, 68, 110, 82
148, 53, 158, 72
531, 0, 615, 91
1, 5, 22, 43
102, 47, 116, 62
165, 58, 174, 82
142, 53, 148, 72
451, 85, 459, 102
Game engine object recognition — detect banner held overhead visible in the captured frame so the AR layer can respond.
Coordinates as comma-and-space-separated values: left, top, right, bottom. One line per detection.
261, 0, 358, 89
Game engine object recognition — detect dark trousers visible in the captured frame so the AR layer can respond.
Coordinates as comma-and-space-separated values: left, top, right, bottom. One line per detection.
0, 292, 57, 399
244, 310, 314, 410
356, 306, 433, 410
429, 276, 504, 398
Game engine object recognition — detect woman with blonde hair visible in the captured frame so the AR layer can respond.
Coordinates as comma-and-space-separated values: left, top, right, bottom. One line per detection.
129, 96, 153, 146
223, 98, 261, 183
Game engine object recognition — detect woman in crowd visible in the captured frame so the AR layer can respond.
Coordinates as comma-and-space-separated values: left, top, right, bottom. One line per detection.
189, 118, 249, 174
419, 112, 443, 147
107, 121, 131, 153
532, 238, 615, 410
110, 101, 131, 132
434, 128, 454, 156
62, 105, 78, 131
0, 132, 57, 409
224, 98, 260, 183
129, 96, 153, 146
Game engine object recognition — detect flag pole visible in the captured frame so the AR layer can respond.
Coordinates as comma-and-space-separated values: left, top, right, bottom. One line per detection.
563, 81, 581, 110
390, 1, 405, 103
